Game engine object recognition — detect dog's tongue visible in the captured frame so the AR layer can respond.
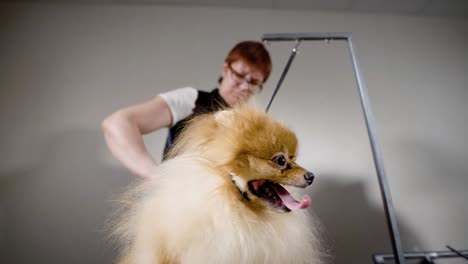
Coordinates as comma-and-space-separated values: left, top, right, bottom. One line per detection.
271, 184, 311, 210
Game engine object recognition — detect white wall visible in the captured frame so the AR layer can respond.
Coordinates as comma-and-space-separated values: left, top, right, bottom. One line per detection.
1, 3, 467, 263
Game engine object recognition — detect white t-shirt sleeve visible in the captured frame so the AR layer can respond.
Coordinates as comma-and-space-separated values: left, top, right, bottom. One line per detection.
159, 87, 198, 127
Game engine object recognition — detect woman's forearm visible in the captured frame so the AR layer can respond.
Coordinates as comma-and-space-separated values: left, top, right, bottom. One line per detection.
101, 111, 156, 179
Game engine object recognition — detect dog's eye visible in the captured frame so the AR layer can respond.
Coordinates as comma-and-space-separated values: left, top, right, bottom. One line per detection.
272, 154, 287, 169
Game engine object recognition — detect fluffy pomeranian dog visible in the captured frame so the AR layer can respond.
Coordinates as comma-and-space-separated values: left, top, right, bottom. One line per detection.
111, 104, 322, 264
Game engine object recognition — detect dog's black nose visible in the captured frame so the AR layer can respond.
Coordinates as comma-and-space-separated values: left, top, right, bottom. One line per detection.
304, 172, 315, 185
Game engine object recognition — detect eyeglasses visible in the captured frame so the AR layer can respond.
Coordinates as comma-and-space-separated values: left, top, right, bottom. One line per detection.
228, 64, 263, 94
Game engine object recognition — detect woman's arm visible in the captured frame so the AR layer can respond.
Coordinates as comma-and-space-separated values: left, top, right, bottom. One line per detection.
101, 96, 173, 179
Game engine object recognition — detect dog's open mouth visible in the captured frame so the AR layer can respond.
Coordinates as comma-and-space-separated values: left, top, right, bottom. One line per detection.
248, 180, 311, 212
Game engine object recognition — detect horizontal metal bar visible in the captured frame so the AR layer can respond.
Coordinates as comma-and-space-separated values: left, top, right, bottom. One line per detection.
373, 250, 468, 263
262, 32, 351, 41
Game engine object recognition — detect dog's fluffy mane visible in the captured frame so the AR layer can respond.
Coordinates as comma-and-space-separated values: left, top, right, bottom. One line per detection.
110, 104, 324, 264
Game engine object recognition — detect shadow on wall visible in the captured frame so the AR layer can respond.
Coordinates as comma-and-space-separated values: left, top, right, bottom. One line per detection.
308, 174, 423, 264
0, 129, 134, 264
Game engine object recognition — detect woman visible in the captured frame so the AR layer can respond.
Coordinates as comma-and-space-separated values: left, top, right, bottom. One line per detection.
102, 41, 272, 179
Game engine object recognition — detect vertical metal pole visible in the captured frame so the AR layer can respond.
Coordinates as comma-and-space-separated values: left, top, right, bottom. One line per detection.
346, 35, 406, 264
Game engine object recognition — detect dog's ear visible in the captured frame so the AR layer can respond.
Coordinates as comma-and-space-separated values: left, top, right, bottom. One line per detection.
214, 109, 236, 128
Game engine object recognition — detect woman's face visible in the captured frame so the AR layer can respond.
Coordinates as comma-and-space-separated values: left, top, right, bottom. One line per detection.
218, 60, 265, 106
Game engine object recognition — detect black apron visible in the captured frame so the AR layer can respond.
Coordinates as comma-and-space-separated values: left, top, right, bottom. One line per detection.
163, 88, 227, 159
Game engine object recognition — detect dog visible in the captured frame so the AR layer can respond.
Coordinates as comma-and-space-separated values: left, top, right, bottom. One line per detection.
111, 104, 323, 264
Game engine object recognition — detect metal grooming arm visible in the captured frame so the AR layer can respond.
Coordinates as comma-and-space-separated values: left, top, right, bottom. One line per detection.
261, 32, 406, 264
